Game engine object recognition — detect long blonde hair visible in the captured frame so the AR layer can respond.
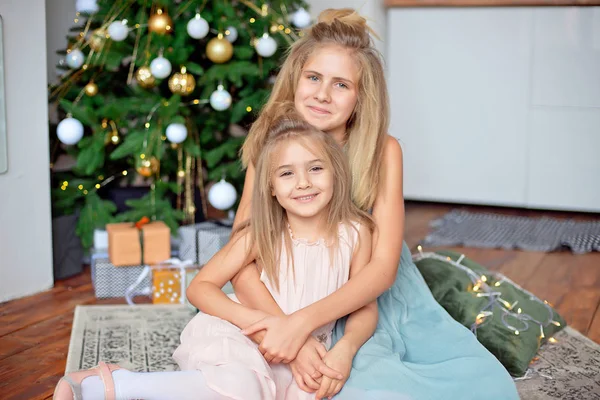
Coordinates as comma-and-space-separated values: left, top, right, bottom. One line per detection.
236, 113, 373, 291
241, 8, 389, 211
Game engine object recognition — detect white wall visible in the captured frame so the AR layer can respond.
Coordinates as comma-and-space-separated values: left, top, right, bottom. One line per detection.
387, 7, 600, 212
0, 0, 54, 302
305, 0, 387, 57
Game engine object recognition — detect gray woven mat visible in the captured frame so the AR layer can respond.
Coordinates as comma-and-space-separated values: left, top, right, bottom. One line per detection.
423, 210, 600, 254
66, 305, 600, 399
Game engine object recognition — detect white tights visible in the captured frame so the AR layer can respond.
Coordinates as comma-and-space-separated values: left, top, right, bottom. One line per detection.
79, 368, 406, 400
81, 369, 228, 400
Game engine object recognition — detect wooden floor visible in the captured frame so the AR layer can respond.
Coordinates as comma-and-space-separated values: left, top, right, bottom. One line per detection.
1, 201, 599, 400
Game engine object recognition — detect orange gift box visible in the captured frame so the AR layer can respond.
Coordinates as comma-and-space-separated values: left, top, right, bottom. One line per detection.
152, 268, 184, 304
106, 221, 171, 266
151, 267, 198, 304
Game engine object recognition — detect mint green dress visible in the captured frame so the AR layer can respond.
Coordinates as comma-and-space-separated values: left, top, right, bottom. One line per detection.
332, 242, 519, 400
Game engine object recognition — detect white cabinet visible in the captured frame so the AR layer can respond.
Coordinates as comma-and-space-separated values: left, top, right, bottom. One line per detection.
387, 7, 600, 212
528, 108, 600, 211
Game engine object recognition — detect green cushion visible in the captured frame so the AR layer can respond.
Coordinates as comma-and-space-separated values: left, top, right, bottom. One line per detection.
413, 249, 566, 377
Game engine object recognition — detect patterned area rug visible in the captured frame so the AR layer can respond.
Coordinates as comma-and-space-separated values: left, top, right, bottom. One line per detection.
65, 305, 194, 373
66, 305, 600, 399
423, 210, 600, 254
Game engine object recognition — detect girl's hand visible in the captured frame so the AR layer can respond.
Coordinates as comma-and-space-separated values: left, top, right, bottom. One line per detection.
290, 337, 344, 393
315, 339, 355, 400
241, 313, 312, 363
244, 309, 271, 345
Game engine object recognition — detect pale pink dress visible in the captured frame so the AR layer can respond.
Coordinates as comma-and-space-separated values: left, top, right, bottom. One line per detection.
172, 223, 360, 400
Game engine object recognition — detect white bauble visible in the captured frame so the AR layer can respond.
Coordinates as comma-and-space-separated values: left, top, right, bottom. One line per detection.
291, 8, 311, 29
255, 34, 277, 58
108, 20, 129, 41
187, 14, 209, 39
208, 179, 237, 210
225, 26, 238, 43
150, 56, 172, 79
165, 123, 188, 144
57, 117, 84, 145
76, 0, 99, 14
66, 49, 85, 69
209, 85, 232, 111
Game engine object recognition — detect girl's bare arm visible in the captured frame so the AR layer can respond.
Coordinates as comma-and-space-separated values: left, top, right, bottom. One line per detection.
336, 224, 378, 355
187, 230, 268, 329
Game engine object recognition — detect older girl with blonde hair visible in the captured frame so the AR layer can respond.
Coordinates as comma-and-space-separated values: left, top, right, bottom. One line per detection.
234, 8, 519, 400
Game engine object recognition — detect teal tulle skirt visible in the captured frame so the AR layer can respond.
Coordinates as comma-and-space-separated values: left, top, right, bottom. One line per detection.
331, 242, 519, 400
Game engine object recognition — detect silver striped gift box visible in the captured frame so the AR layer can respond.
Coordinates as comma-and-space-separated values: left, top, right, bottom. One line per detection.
177, 221, 232, 265
91, 252, 151, 299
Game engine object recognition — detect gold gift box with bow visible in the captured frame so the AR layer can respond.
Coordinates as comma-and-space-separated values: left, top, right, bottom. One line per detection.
152, 264, 199, 304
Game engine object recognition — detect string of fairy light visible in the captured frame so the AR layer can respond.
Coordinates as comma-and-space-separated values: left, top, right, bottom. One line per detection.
414, 246, 561, 346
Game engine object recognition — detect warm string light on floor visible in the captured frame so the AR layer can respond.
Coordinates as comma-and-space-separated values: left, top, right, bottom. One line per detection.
413, 246, 560, 345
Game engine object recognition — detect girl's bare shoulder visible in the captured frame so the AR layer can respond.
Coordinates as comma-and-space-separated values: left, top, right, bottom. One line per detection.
384, 134, 403, 166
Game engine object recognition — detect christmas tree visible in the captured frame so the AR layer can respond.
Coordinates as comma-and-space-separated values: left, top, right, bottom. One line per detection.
49, 0, 311, 249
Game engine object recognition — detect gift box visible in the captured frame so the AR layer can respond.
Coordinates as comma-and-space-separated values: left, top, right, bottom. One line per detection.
91, 253, 151, 298
123, 259, 199, 309
178, 221, 232, 265
124, 257, 236, 309
106, 220, 171, 266
151, 266, 234, 307
152, 266, 200, 305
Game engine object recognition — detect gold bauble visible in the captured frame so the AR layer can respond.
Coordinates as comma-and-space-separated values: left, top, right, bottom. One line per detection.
148, 10, 173, 35
149, 157, 160, 174
168, 67, 196, 95
137, 159, 152, 177
89, 28, 108, 51
136, 157, 159, 177
84, 81, 98, 96
135, 66, 156, 89
206, 35, 233, 64
137, 165, 152, 177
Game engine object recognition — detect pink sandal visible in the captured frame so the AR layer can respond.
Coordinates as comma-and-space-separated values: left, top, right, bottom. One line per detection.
53, 361, 123, 400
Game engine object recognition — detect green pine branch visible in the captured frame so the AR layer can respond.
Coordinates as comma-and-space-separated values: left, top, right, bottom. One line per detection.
114, 182, 184, 235
75, 191, 117, 249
